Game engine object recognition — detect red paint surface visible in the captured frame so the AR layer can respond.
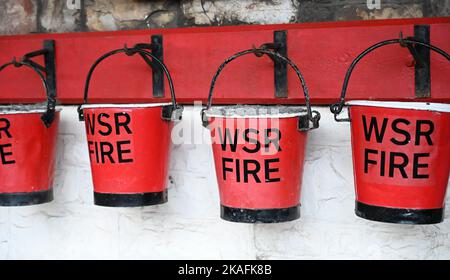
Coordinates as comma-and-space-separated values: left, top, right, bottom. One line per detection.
208, 116, 307, 209
83, 106, 173, 194
0, 112, 59, 193
0, 18, 448, 104
349, 105, 450, 209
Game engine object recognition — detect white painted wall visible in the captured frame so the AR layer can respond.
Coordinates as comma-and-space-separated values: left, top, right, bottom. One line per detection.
0, 106, 449, 260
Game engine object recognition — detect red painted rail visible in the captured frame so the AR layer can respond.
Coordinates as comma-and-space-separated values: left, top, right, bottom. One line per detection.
0, 17, 449, 105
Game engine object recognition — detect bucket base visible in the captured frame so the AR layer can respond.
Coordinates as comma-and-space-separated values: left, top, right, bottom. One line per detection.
94, 190, 168, 207
0, 189, 53, 206
355, 201, 444, 225
220, 205, 300, 223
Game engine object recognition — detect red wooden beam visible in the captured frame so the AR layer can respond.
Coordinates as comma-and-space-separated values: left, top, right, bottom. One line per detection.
0, 17, 449, 105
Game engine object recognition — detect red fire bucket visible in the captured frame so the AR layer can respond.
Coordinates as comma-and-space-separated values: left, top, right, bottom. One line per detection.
0, 60, 59, 206
201, 49, 320, 223
78, 47, 183, 207
330, 38, 450, 224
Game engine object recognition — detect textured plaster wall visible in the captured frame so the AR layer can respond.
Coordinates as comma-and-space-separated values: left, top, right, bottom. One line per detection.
0, 107, 448, 260
0, 0, 449, 260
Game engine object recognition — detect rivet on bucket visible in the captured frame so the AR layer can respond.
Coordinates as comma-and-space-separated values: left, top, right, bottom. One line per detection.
78, 44, 183, 207
330, 37, 450, 224
202, 48, 320, 223
0, 59, 59, 206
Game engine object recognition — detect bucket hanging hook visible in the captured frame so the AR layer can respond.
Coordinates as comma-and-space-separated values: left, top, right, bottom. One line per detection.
78, 45, 182, 121
330, 37, 450, 122
201, 48, 320, 132
0, 58, 56, 128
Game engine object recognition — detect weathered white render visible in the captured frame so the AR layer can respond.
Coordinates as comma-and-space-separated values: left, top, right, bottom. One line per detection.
0, 106, 449, 259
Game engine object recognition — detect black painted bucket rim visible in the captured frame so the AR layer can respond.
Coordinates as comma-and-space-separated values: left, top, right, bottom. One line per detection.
204, 105, 309, 119
80, 102, 172, 110
0, 105, 62, 115
93, 190, 168, 207
346, 100, 450, 113
355, 201, 444, 225
221, 204, 301, 223
0, 189, 54, 207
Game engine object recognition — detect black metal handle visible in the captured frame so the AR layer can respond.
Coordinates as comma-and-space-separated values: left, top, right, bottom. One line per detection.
0, 58, 56, 128
78, 46, 182, 121
330, 38, 450, 122
201, 48, 320, 131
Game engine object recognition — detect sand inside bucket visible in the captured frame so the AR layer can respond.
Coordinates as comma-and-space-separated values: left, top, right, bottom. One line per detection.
0, 103, 62, 115
204, 105, 309, 118
80, 103, 172, 110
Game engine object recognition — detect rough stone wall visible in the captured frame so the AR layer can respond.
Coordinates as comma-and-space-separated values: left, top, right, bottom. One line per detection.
0, 0, 449, 35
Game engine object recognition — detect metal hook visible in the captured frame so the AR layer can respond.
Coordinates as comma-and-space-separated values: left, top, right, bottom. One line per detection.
399, 31, 427, 68
12, 57, 22, 68
123, 44, 137, 56
252, 44, 265, 57
398, 32, 408, 47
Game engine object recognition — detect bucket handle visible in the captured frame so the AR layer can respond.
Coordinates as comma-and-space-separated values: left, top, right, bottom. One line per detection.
330, 38, 450, 122
78, 46, 183, 122
0, 58, 56, 128
201, 48, 320, 132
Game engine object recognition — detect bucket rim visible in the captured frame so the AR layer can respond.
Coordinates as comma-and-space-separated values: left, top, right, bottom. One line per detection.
204, 105, 309, 119
346, 100, 450, 113
0, 105, 63, 115
80, 102, 172, 110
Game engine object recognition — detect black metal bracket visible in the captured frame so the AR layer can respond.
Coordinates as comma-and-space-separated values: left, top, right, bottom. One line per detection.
21, 40, 57, 103
133, 35, 164, 98
254, 30, 288, 98
162, 105, 183, 121
413, 25, 430, 98
400, 25, 430, 98
298, 111, 320, 131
